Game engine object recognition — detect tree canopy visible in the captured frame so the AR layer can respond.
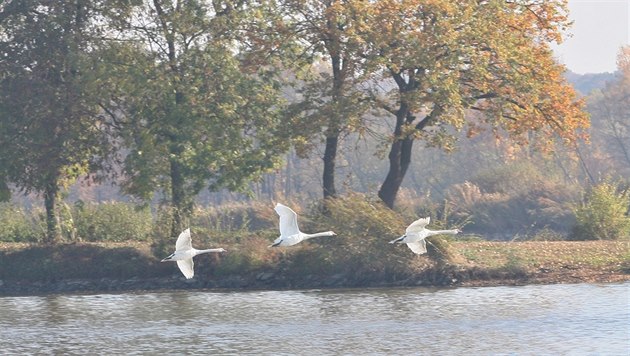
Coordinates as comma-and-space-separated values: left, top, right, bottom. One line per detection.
104, 0, 290, 235
0, 0, 595, 243
0, 1, 128, 242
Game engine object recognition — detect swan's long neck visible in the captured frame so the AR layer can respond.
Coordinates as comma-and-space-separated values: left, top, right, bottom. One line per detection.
194, 248, 224, 256
426, 229, 459, 237
303, 231, 335, 240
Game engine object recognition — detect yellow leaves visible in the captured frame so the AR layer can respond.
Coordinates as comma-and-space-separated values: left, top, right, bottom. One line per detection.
616, 45, 630, 76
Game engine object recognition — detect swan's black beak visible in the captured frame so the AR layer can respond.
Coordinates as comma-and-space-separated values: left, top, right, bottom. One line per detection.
161, 253, 175, 262
390, 235, 406, 244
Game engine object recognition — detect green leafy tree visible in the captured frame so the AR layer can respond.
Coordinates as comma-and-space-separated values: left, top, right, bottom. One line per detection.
0, 1, 129, 243
108, 0, 289, 236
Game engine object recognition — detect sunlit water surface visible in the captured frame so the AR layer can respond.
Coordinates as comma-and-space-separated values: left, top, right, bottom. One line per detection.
1, 283, 628, 355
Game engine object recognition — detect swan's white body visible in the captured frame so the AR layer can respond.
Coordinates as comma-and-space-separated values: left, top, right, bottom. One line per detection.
269, 203, 336, 247
161, 228, 226, 279
389, 217, 460, 255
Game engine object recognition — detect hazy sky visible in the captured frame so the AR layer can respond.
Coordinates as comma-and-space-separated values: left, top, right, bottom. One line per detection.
552, 0, 629, 74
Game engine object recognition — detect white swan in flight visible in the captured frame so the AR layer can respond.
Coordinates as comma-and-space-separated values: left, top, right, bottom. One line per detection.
161, 228, 226, 279
269, 203, 336, 247
389, 217, 460, 255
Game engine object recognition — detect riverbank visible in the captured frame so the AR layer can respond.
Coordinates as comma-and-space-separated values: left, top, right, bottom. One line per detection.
1, 240, 628, 296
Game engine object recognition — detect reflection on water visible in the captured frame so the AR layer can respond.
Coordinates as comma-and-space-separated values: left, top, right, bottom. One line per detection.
1, 283, 629, 354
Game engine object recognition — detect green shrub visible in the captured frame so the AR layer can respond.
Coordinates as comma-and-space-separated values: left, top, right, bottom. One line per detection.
73, 201, 153, 242
569, 181, 630, 240
304, 194, 450, 281
0, 203, 42, 242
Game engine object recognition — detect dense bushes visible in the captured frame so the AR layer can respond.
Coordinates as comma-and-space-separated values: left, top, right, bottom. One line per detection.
72, 202, 153, 242
0, 203, 42, 242
2, 175, 628, 247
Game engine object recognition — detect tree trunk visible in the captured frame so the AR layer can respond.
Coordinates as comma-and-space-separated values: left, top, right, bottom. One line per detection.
284, 151, 292, 199
43, 180, 59, 244
323, 134, 339, 199
378, 104, 412, 208
379, 96, 442, 208
378, 137, 414, 209
321, 15, 345, 200
169, 156, 189, 237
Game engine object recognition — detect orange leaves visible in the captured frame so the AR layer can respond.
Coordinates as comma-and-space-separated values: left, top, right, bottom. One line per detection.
286, 0, 589, 154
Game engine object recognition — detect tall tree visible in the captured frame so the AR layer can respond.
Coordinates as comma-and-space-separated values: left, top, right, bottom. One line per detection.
109, 0, 288, 236
358, 0, 588, 208
0, 1, 128, 243
587, 46, 630, 175
274, 0, 371, 199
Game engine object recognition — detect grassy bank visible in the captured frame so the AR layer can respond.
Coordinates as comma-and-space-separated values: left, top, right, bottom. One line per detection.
1, 239, 628, 296
1, 196, 628, 295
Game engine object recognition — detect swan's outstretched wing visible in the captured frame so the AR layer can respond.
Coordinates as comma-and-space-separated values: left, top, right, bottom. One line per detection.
177, 258, 194, 279
406, 217, 430, 234
406, 240, 427, 255
175, 228, 192, 252
275, 203, 300, 237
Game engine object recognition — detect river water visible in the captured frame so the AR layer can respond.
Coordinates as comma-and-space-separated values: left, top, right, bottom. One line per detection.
1, 282, 628, 355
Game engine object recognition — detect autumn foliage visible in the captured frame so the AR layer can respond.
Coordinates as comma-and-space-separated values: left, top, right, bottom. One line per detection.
317, 0, 591, 207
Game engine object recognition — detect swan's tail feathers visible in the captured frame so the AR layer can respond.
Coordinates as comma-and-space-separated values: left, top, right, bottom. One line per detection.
389, 235, 406, 244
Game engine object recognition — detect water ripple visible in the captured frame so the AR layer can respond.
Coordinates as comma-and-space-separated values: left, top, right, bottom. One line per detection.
1, 283, 628, 355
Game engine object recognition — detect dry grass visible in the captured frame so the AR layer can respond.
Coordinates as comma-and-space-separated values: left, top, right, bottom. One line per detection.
452, 240, 630, 285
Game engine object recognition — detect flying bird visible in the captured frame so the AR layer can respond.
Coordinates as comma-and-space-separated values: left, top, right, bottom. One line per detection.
269, 203, 336, 247
161, 228, 226, 279
389, 217, 460, 255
